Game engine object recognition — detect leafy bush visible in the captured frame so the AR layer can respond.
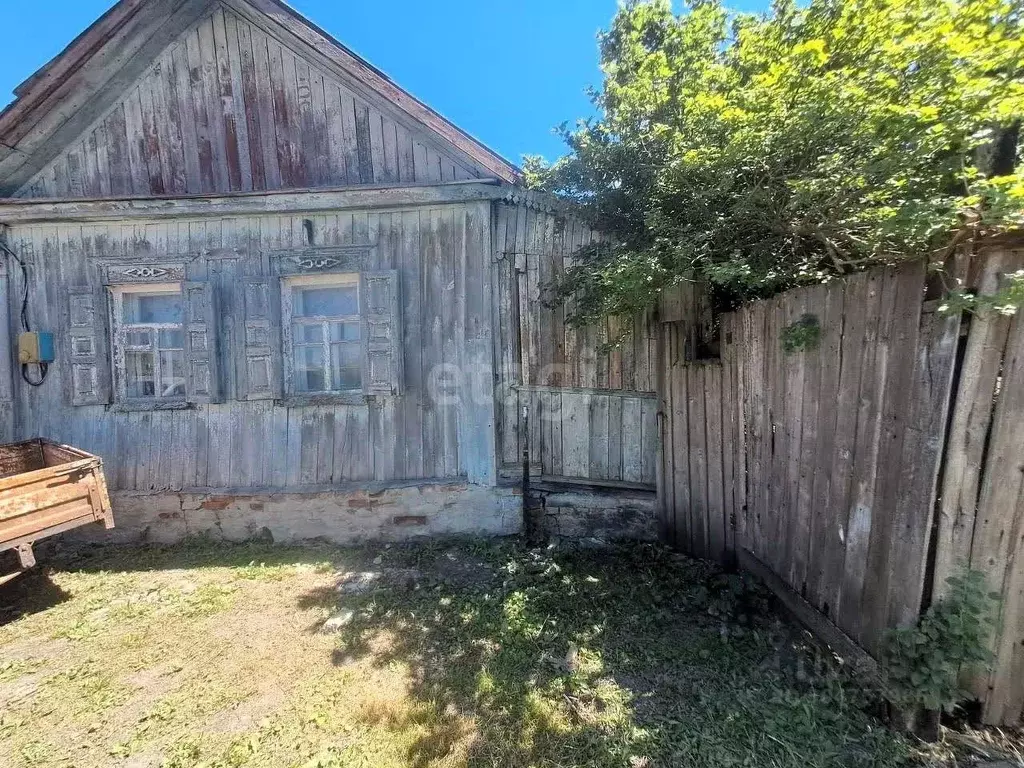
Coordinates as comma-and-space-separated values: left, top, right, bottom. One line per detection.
880, 569, 999, 713
940, 268, 1024, 317
528, 0, 1024, 323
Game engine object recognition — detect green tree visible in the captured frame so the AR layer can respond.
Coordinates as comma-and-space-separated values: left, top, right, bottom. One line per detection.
529, 0, 1024, 323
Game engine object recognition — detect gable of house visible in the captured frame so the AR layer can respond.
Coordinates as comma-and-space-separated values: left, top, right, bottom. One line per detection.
0, 0, 661, 553
0, 0, 520, 198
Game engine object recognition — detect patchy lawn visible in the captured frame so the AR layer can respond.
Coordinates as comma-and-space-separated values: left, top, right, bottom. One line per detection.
0, 538, 985, 768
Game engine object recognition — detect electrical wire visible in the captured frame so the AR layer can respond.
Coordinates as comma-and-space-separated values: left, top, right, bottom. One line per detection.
0, 238, 49, 387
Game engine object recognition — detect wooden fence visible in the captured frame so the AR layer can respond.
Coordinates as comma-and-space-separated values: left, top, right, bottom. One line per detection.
523, 387, 658, 487
658, 245, 1024, 725
494, 196, 660, 488
933, 248, 1024, 723
659, 325, 739, 562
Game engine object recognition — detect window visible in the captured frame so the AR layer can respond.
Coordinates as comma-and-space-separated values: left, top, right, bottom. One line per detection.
283, 275, 362, 394
110, 284, 186, 402
238, 269, 399, 402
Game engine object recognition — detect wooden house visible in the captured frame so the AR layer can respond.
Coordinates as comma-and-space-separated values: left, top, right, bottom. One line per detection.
0, 0, 658, 544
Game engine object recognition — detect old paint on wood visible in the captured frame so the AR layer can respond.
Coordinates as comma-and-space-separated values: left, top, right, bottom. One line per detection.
0, 438, 114, 564
658, 248, 1024, 725
0, 0, 519, 196
4, 203, 497, 491
493, 200, 660, 487
9, 6, 498, 199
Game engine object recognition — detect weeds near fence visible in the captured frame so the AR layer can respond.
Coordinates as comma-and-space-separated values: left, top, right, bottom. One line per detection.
880, 569, 999, 717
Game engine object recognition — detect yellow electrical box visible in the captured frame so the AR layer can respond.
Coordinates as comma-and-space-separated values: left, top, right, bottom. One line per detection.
18, 332, 55, 365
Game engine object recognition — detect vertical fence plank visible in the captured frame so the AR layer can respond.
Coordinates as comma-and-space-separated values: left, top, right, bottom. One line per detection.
933, 252, 1017, 594
768, 297, 790, 575
838, 268, 893, 641
561, 392, 589, 479
792, 285, 824, 594
589, 394, 610, 480
641, 397, 659, 487
687, 365, 708, 559
659, 325, 675, 548
884, 303, 961, 629
749, 300, 770, 563
973, 311, 1024, 719
987, 498, 1024, 725
549, 389, 564, 478
860, 263, 927, 646
621, 396, 644, 484
670, 341, 691, 550
805, 280, 848, 616
721, 315, 739, 562
705, 365, 726, 563
607, 394, 623, 481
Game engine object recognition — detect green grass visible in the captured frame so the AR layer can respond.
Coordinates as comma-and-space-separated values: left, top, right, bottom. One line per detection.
0, 538, 953, 767
326, 544, 907, 768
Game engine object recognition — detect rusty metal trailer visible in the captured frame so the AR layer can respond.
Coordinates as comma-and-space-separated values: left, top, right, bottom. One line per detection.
0, 439, 113, 582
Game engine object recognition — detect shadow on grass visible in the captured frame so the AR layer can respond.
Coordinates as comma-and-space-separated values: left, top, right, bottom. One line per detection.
0, 568, 72, 625
34, 536, 364, 575
0, 537, 354, 627
304, 542, 909, 768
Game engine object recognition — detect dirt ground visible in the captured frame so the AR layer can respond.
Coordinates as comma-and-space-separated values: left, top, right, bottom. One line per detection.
0, 538, 1019, 768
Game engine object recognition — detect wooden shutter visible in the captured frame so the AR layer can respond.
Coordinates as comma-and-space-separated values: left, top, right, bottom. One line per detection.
182, 282, 221, 403
238, 277, 282, 400
360, 270, 403, 396
66, 287, 112, 406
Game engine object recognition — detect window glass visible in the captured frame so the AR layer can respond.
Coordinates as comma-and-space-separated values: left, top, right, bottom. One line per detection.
125, 350, 156, 398
287, 277, 362, 395
123, 292, 182, 324
158, 350, 186, 397
295, 285, 357, 318
125, 330, 152, 348
294, 346, 327, 393
159, 329, 185, 349
293, 324, 324, 344
331, 343, 362, 390
117, 286, 186, 401
331, 322, 361, 342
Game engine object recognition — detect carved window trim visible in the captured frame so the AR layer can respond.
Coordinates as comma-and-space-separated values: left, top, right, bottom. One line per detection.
103, 263, 187, 284
270, 246, 373, 276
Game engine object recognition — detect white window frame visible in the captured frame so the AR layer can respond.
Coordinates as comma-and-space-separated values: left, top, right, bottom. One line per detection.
281, 273, 362, 396
108, 282, 186, 404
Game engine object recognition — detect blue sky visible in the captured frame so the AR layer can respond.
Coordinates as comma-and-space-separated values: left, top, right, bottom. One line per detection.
0, 0, 765, 166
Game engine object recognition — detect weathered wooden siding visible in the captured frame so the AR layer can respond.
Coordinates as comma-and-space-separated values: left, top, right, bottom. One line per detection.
493, 198, 659, 487
523, 388, 659, 487
658, 341, 739, 563
17, 4, 485, 199
4, 201, 495, 491
659, 247, 1024, 725
731, 263, 964, 652
663, 262, 961, 651
932, 247, 1024, 725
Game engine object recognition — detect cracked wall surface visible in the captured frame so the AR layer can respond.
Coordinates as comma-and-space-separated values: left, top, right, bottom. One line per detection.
74, 484, 522, 546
